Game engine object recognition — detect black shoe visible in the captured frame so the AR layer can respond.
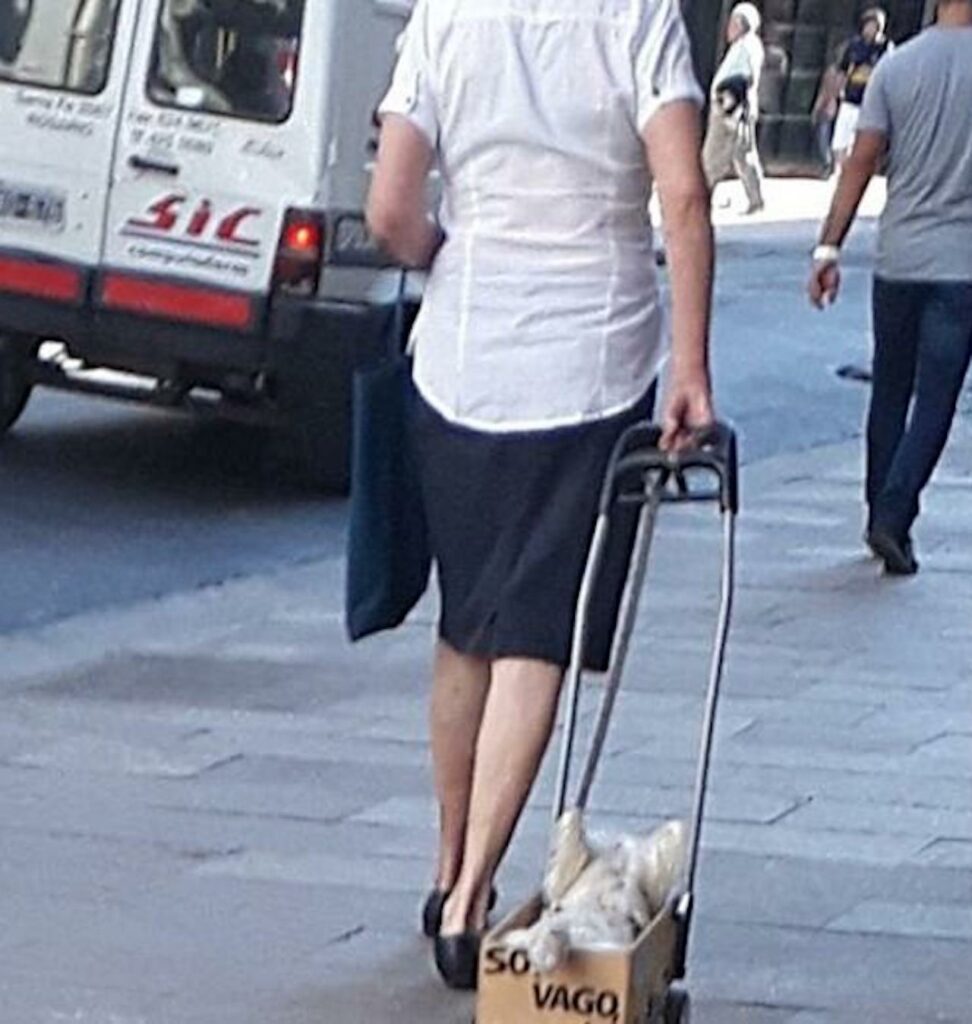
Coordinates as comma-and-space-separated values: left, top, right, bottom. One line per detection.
421, 886, 497, 939
434, 932, 482, 991
864, 518, 881, 559
867, 525, 919, 576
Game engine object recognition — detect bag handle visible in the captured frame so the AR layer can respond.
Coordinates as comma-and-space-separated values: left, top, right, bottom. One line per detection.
391, 268, 418, 359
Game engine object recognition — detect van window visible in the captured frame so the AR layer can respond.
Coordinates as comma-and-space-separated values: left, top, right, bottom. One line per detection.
0, 0, 121, 94
147, 0, 305, 124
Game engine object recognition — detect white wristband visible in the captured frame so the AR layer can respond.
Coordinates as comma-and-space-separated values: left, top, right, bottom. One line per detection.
813, 244, 841, 265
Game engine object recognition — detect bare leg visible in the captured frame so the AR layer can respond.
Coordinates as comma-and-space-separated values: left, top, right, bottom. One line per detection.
430, 641, 491, 892
440, 657, 563, 935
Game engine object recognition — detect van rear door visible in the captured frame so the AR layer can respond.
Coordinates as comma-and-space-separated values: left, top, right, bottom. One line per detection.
101, 0, 323, 326
0, 0, 138, 297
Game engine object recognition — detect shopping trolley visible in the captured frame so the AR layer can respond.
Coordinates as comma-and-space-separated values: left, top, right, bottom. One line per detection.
478, 422, 738, 1024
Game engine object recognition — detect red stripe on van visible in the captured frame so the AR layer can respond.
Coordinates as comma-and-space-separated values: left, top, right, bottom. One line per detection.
101, 274, 254, 330
0, 256, 82, 302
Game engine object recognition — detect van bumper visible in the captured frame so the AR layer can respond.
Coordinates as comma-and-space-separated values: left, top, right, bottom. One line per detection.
1, 254, 408, 415
268, 295, 395, 388
78, 291, 398, 386
266, 294, 408, 492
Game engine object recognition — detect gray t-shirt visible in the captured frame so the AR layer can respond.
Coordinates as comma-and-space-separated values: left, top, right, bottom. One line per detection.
858, 27, 972, 282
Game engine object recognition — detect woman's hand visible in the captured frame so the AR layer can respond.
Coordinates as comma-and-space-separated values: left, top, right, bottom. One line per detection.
661, 367, 715, 451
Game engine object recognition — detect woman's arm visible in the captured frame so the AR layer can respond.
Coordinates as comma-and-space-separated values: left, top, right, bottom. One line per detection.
366, 114, 442, 270
644, 100, 715, 450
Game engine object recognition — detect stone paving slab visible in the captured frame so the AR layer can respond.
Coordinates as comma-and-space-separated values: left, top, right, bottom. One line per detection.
6, 733, 242, 779
911, 839, 972, 870
824, 899, 972, 942
783, 798, 972, 841
695, 851, 972, 930
690, 921, 972, 1017
788, 1012, 964, 1024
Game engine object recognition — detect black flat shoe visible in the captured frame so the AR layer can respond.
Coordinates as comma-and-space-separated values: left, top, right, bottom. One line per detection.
421, 886, 498, 939
867, 525, 919, 576
434, 932, 482, 991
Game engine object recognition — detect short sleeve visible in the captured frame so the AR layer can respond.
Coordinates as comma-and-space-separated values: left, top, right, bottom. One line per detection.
634, 0, 705, 132
378, 0, 439, 146
857, 60, 891, 135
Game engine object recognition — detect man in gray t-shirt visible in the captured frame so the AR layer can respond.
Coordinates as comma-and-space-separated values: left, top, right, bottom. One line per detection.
808, 0, 972, 576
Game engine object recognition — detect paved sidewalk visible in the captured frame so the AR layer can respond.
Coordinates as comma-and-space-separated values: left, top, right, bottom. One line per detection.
2, 203, 971, 1023
3, 424, 971, 1024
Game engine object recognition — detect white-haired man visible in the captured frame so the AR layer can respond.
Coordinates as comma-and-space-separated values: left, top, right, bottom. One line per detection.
809, 0, 972, 575
702, 2, 766, 214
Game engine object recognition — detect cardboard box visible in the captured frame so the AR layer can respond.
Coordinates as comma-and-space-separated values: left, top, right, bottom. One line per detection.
477, 895, 677, 1024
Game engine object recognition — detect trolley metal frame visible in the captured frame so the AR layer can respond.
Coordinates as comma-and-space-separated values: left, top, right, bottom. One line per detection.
551, 420, 739, 986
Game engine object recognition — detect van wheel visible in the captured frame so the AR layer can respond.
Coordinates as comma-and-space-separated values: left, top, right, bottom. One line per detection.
0, 336, 35, 435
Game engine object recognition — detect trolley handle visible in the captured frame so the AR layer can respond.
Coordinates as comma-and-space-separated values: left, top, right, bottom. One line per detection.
599, 421, 739, 516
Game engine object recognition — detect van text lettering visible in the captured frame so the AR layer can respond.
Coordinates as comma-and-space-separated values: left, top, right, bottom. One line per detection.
127, 194, 261, 249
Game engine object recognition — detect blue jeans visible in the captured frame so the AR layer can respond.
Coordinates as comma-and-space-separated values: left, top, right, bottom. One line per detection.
867, 278, 972, 537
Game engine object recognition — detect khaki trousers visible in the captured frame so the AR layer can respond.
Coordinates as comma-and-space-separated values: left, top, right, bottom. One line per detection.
702, 106, 764, 210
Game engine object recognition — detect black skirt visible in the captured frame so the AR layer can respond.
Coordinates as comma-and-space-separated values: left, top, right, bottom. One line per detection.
413, 387, 656, 671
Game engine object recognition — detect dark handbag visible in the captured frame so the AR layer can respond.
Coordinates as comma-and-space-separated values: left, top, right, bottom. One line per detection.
345, 273, 432, 642
715, 73, 751, 116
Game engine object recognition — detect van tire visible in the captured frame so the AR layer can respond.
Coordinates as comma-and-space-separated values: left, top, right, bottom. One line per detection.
0, 336, 35, 435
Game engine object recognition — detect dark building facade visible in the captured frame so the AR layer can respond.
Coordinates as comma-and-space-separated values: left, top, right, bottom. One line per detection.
685, 0, 933, 171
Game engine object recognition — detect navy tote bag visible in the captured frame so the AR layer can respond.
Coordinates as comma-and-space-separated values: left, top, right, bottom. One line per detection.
345, 272, 431, 642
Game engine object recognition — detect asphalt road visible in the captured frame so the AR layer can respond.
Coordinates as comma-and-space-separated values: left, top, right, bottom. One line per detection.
0, 216, 875, 637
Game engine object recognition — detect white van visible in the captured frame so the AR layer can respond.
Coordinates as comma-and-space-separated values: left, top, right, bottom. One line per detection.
0, 0, 414, 489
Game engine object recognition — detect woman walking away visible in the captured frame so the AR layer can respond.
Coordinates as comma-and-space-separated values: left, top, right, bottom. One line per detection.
368, 0, 716, 991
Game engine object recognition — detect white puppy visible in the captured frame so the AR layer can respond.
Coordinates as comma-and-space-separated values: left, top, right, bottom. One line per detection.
504, 813, 687, 973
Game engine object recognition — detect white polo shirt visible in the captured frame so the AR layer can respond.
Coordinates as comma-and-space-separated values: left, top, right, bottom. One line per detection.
380, 0, 703, 432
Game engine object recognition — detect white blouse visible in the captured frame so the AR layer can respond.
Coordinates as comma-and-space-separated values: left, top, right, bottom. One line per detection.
380, 0, 703, 432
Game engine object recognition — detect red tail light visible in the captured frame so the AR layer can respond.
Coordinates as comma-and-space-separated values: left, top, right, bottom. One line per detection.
276, 40, 299, 87
274, 209, 324, 295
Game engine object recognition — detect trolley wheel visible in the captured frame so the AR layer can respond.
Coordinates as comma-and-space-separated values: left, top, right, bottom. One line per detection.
664, 984, 690, 1024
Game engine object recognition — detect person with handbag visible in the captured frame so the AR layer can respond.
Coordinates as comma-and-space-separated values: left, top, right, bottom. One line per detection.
701, 2, 766, 214
366, 0, 715, 991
